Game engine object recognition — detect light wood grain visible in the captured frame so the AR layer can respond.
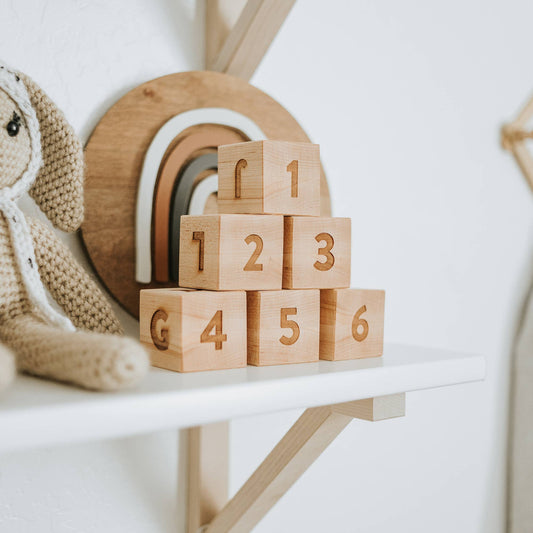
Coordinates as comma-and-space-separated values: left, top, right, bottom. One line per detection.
207, 0, 296, 81
218, 140, 321, 216
82, 71, 331, 318
320, 288, 385, 361
283, 216, 351, 289
188, 422, 229, 533
139, 288, 246, 372
204, 395, 404, 533
179, 214, 283, 291
247, 290, 320, 366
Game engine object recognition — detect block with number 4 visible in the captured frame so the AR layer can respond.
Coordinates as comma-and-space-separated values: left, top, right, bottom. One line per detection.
179, 214, 283, 290
283, 216, 351, 289
320, 289, 385, 360
247, 289, 320, 366
217, 140, 321, 216
140, 288, 247, 372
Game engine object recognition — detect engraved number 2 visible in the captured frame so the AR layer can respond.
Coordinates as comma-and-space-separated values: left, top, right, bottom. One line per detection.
243, 234, 263, 271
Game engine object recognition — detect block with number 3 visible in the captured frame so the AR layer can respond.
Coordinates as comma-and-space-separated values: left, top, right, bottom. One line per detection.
247, 289, 320, 366
179, 214, 283, 290
320, 288, 385, 360
140, 288, 247, 372
217, 140, 321, 216
283, 216, 351, 289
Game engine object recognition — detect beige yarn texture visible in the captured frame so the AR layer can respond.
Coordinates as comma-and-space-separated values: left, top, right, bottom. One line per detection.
0, 70, 149, 391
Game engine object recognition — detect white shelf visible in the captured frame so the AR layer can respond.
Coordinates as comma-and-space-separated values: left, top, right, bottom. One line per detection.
0, 343, 485, 454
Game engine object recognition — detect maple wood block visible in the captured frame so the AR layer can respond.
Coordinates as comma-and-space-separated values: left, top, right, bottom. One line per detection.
139, 288, 247, 372
283, 216, 351, 289
320, 288, 385, 361
217, 140, 320, 216
179, 214, 283, 290
247, 290, 320, 366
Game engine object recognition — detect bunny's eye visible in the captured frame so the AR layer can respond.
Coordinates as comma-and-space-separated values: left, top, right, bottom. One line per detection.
6, 112, 21, 137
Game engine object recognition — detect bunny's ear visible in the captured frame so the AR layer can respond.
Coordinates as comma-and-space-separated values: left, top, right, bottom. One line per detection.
20, 73, 84, 232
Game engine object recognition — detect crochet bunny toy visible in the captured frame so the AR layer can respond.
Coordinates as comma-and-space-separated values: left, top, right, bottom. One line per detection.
0, 64, 149, 391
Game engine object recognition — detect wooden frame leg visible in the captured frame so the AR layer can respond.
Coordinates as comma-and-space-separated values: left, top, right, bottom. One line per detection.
188, 394, 404, 533
187, 422, 230, 533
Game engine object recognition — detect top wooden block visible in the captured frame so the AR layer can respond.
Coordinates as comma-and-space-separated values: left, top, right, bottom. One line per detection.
217, 140, 321, 216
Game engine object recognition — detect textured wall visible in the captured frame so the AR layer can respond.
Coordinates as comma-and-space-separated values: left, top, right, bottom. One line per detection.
1, 0, 532, 532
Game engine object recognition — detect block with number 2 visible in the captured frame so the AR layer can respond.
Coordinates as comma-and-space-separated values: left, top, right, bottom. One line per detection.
247, 289, 320, 366
139, 288, 247, 372
179, 214, 283, 290
320, 288, 385, 360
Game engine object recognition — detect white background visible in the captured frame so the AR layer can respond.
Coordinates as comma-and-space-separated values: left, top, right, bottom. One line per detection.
1, 0, 532, 532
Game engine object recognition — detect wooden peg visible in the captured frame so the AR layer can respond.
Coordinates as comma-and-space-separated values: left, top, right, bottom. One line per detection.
139, 288, 246, 372
179, 214, 283, 291
247, 290, 320, 366
218, 141, 321, 216
283, 216, 351, 289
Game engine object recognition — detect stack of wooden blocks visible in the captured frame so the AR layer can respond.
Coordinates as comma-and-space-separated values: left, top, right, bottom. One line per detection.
140, 141, 385, 372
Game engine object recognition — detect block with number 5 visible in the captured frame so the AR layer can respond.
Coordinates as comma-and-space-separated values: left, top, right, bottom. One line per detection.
179, 214, 283, 290
247, 289, 320, 366
139, 288, 247, 372
217, 140, 321, 216
283, 216, 351, 289
320, 288, 385, 360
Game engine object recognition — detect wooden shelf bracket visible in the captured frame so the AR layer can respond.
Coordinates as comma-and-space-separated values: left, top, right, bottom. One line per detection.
205, 0, 297, 81
187, 393, 405, 533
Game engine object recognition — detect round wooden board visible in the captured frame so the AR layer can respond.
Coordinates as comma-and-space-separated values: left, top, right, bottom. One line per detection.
82, 71, 331, 318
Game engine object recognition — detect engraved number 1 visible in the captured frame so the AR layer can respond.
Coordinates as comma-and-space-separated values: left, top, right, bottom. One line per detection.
286, 160, 298, 197
235, 159, 247, 199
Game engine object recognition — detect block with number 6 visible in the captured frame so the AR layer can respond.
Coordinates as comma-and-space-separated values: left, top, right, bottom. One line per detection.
247, 289, 320, 366
283, 216, 351, 289
139, 288, 247, 372
179, 214, 283, 290
320, 288, 385, 360
217, 140, 321, 216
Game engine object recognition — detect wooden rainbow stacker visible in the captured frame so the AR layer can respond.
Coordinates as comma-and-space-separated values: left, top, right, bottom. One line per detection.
140, 140, 385, 371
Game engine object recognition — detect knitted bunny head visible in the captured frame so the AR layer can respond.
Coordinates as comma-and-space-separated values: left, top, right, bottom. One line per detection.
0, 65, 84, 232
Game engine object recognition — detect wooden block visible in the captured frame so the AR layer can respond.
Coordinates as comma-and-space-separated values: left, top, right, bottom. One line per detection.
218, 140, 320, 216
179, 214, 283, 290
283, 216, 351, 289
247, 290, 319, 366
139, 288, 246, 372
320, 288, 385, 360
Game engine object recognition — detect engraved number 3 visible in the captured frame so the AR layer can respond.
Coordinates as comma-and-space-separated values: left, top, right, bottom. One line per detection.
314, 232, 335, 271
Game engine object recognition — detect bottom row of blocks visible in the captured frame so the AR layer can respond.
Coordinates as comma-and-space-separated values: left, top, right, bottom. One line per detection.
140, 288, 385, 373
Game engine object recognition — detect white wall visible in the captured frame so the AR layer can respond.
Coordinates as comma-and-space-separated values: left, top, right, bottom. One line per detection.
1, 0, 532, 531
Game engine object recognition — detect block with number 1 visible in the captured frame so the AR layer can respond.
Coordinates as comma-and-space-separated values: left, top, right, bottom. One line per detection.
217, 140, 321, 216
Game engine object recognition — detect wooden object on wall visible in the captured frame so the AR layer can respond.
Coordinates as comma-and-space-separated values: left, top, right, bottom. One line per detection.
320, 289, 385, 361
206, 0, 297, 81
203, 394, 405, 533
247, 289, 320, 366
179, 214, 283, 291
283, 216, 351, 289
82, 71, 331, 318
218, 140, 321, 216
154, 126, 246, 282
139, 288, 247, 372
501, 95, 533, 193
